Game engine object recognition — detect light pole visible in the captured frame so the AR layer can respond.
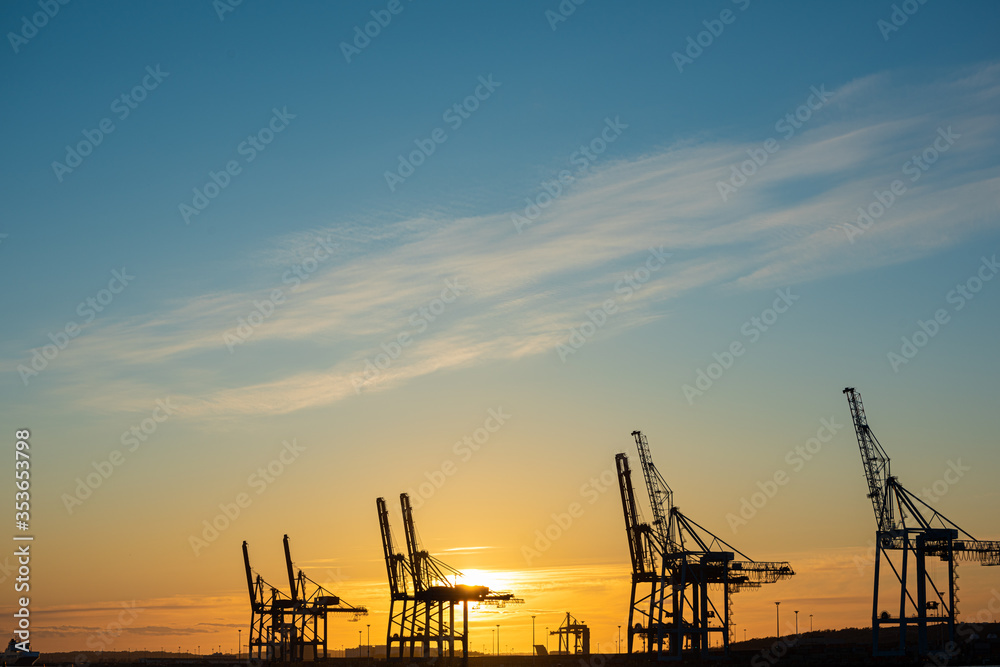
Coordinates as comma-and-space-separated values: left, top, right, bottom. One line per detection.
532, 615, 536, 657
492, 629, 495, 656
546, 627, 549, 652
794, 610, 799, 636
496, 625, 500, 656
810, 614, 813, 632
774, 602, 780, 639
618, 625, 621, 654
367, 624, 371, 658
744, 629, 747, 642
358, 630, 362, 657
239, 629, 242, 660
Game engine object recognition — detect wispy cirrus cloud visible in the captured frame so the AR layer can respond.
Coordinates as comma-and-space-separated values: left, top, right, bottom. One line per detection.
10, 63, 1000, 419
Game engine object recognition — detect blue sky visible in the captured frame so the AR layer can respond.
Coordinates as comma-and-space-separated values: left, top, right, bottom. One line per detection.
2, 0, 999, 654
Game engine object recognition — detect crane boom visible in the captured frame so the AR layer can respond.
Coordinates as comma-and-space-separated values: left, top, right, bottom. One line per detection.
283, 534, 297, 600
632, 430, 673, 549
616, 453, 654, 575
400, 493, 427, 591
242, 541, 257, 606
377, 496, 408, 597
844, 387, 895, 533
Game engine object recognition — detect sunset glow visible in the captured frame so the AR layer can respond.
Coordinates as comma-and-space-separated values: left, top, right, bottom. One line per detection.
2, 1, 1000, 662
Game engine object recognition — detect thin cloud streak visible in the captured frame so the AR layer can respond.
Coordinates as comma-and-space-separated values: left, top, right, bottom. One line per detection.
10, 64, 1000, 419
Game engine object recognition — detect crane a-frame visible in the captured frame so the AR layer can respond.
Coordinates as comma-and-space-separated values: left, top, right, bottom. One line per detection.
844, 387, 1000, 657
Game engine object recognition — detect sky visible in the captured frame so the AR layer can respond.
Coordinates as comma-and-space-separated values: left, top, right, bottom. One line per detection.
2, 0, 1000, 658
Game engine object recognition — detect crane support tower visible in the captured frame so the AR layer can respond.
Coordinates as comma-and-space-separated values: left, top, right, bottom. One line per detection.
242, 537, 366, 662
377, 494, 523, 660
844, 387, 1000, 657
617, 431, 795, 660
549, 612, 590, 655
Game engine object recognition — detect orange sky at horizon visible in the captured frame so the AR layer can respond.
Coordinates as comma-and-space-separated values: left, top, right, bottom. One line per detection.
18, 546, 1000, 656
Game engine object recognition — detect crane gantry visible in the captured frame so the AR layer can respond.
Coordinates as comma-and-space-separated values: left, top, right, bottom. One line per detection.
242, 537, 366, 662
844, 387, 1000, 657
377, 493, 522, 660
617, 431, 794, 659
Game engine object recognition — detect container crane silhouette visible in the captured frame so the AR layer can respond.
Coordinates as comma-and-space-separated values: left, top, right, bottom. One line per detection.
377, 493, 522, 660
617, 431, 794, 659
242, 537, 366, 662
844, 387, 999, 657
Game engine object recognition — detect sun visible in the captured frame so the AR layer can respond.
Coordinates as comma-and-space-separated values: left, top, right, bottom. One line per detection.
455, 568, 515, 594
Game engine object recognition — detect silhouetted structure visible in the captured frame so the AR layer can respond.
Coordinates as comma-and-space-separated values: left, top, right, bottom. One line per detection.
242, 537, 366, 662
617, 431, 794, 660
377, 494, 523, 660
549, 612, 590, 655
844, 387, 1000, 657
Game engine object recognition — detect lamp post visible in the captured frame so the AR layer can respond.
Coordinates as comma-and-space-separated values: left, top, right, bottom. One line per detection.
358, 630, 362, 657
496, 625, 500, 656
532, 616, 536, 657
239, 629, 242, 660
618, 625, 621, 654
546, 627, 549, 652
794, 610, 799, 636
810, 614, 813, 632
774, 602, 780, 639
367, 624, 371, 658
492, 630, 495, 656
